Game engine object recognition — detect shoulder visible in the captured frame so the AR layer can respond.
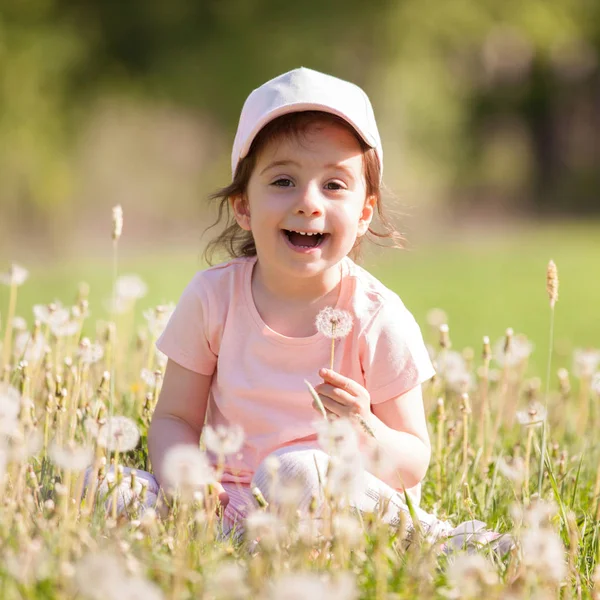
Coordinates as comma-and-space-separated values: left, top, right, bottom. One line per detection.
186, 256, 255, 297
343, 257, 407, 331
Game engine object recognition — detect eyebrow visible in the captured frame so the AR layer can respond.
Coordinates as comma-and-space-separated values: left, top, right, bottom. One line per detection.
259, 159, 356, 178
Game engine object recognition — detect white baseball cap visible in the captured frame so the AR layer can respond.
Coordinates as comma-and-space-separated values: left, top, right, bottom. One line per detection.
231, 67, 383, 181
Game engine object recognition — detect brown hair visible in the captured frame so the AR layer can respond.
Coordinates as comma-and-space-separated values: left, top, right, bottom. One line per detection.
202, 111, 405, 265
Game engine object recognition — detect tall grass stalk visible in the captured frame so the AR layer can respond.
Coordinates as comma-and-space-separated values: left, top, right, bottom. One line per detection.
538, 260, 559, 496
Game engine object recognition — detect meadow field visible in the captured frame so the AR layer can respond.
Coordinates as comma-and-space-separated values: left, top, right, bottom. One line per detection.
0, 218, 599, 599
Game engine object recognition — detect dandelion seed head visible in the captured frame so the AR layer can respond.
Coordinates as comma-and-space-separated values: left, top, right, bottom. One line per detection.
516, 401, 547, 427
0, 263, 29, 287
426, 308, 448, 328
14, 331, 45, 363
203, 424, 245, 457
162, 444, 215, 495
205, 562, 249, 600
521, 527, 566, 583
112, 205, 123, 241
123, 577, 165, 600
116, 275, 148, 301
493, 333, 534, 367
49, 441, 94, 471
75, 551, 125, 600
33, 302, 70, 328
573, 348, 600, 379
245, 511, 287, 549
97, 416, 140, 452
332, 514, 363, 547
592, 372, 600, 396
11, 316, 28, 331
315, 307, 353, 339
144, 304, 175, 338
497, 456, 526, 484
445, 554, 498, 598
77, 341, 104, 365
314, 417, 359, 459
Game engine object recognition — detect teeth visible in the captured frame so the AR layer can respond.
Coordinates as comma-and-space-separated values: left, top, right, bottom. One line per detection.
290, 230, 320, 236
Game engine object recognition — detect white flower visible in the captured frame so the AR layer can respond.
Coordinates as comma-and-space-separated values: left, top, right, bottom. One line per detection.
521, 527, 566, 583
77, 341, 104, 365
97, 417, 140, 452
116, 275, 148, 301
0, 384, 21, 435
493, 334, 534, 367
435, 350, 474, 392
14, 332, 45, 362
332, 514, 363, 547
122, 576, 164, 600
445, 554, 498, 598
497, 456, 526, 484
144, 304, 175, 338
75, 551, 125, 600
313, 417, 359, 459
0, 263, 29, 286
11, 316, 28, 331
51, 320, 80, 338
245, 511, 287, 549
205, 562, 249, 600
8, 429, 42, 463
315, 307, 353, 339
49, 442, 94, 471
33, 302, 70, 329
516, 401, 547, 427
593, 372, 600, 395
511, 499, 558, 530
573, 348, 600, 379
162, 445, 215, 495
203, 424, 245, 457
140, 368, 158, 388
326, 453, 366, 499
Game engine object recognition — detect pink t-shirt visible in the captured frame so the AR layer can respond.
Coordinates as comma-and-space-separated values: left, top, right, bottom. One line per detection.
156, 255, 435, 487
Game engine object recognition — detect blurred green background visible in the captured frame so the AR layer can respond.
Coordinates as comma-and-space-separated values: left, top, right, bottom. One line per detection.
1, 0, 599, 372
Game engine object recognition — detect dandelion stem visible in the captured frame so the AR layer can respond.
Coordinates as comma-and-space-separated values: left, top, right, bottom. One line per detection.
1, 280, 18, 371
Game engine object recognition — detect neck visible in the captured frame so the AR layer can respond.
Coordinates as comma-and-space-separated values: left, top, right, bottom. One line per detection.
252, 259, 343, 305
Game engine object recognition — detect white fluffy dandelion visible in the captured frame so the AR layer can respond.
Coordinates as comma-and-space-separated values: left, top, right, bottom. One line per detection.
203, 424, 245, 457
493, 334, 534, 367
521, 527, 566, 583
573, 348, 600, 379
14, 331, 45, 363
49, 441, 94, 471
0, 383, 21, 435
162, 445, 215, 496
33, 302, 70, 329
497, 456, 526, 484
445, 554, 498, 599
245, 511, 287, 549
116, 275, 148, 301
0, 263, 29, 287
144, 304, 175, 338
315, 307, 353, 339
313, 417, 359, 459
77, 341, 105, 365
75, 551, 125, 600
97, 416, 140, 452
516, 401, 547, 427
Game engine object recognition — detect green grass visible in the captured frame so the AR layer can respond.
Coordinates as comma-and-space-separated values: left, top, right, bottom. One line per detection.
3, 220, 599, 376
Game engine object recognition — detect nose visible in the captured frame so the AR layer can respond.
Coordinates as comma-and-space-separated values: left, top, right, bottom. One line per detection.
294, 183, 323, 217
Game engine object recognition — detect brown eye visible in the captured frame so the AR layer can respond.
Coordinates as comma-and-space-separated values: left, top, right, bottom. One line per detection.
325, 182, 344, 190
272, 178, 293, 187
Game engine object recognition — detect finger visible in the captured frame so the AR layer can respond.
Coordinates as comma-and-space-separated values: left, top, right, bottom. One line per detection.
319, 368, 361, 396
316, 383, 356, 407
311, 399, 337, 417
315, 395, 353, 418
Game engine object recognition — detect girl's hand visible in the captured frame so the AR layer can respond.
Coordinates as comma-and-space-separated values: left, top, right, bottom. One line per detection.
313, 368, 372, 420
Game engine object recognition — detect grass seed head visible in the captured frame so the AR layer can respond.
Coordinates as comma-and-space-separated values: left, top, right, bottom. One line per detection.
546, 259, 559, 309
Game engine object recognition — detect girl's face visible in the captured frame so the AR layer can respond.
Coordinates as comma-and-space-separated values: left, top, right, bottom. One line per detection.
231, 121, 376, 280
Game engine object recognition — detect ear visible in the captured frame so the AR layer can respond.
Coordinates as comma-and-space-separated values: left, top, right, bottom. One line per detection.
229, 194, 252, 231
356, 194, 377, 237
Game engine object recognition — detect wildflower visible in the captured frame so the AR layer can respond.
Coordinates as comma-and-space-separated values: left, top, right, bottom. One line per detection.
52, 319, 80, 338
573, 348, 600, 379
0, 383, 21, 435
434, 350, 474, 392
426, 308, 448, 329
267, 573, 327, 600
521, 527, 566, 583
245, 511, 287, 549
497, 456, 526, 484
162, 444, 215, 496
33, 302, 70, 329
11, 316, 27, 331
112, 204, 123, 241
140, 368, 157, 388
445, 554, 498, 599
332, 514, 363, 546
77, 340, 104, 365
493, 333, 534, 367
116, 275, 148, 301
313, 417, 359, 459
593, 373, 600, 396
326, 453, 366, 499
204, 424, 245, 457
97, 416, 140, 452
144, 304, 175, 338
0, 263, 29, 286
546, 260, 559, 309
205, 562, 250, 600
49, 441, 94, 471
315, 307, 353, 339
516, 401, 547, 427
14, 331, 45, 362
74, 551, 125, 600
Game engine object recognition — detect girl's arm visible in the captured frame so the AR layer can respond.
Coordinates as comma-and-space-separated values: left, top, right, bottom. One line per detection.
148, 359, 228, 504
368, 383, 431, 490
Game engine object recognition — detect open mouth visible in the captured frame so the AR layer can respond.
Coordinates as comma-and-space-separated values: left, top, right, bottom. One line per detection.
282, 229, 328, 249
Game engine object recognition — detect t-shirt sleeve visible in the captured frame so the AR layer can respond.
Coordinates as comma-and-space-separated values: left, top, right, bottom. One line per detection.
361, 296, 436, 405
155, 273, 218, 376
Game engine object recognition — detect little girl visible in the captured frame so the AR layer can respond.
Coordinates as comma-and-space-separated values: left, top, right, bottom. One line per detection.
145, 67, 510, 552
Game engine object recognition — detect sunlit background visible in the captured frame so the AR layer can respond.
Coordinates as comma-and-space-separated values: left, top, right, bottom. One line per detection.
1, 0, 599, 373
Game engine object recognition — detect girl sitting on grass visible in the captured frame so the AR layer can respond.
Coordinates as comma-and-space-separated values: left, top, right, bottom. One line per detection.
138, 67, 510, 552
